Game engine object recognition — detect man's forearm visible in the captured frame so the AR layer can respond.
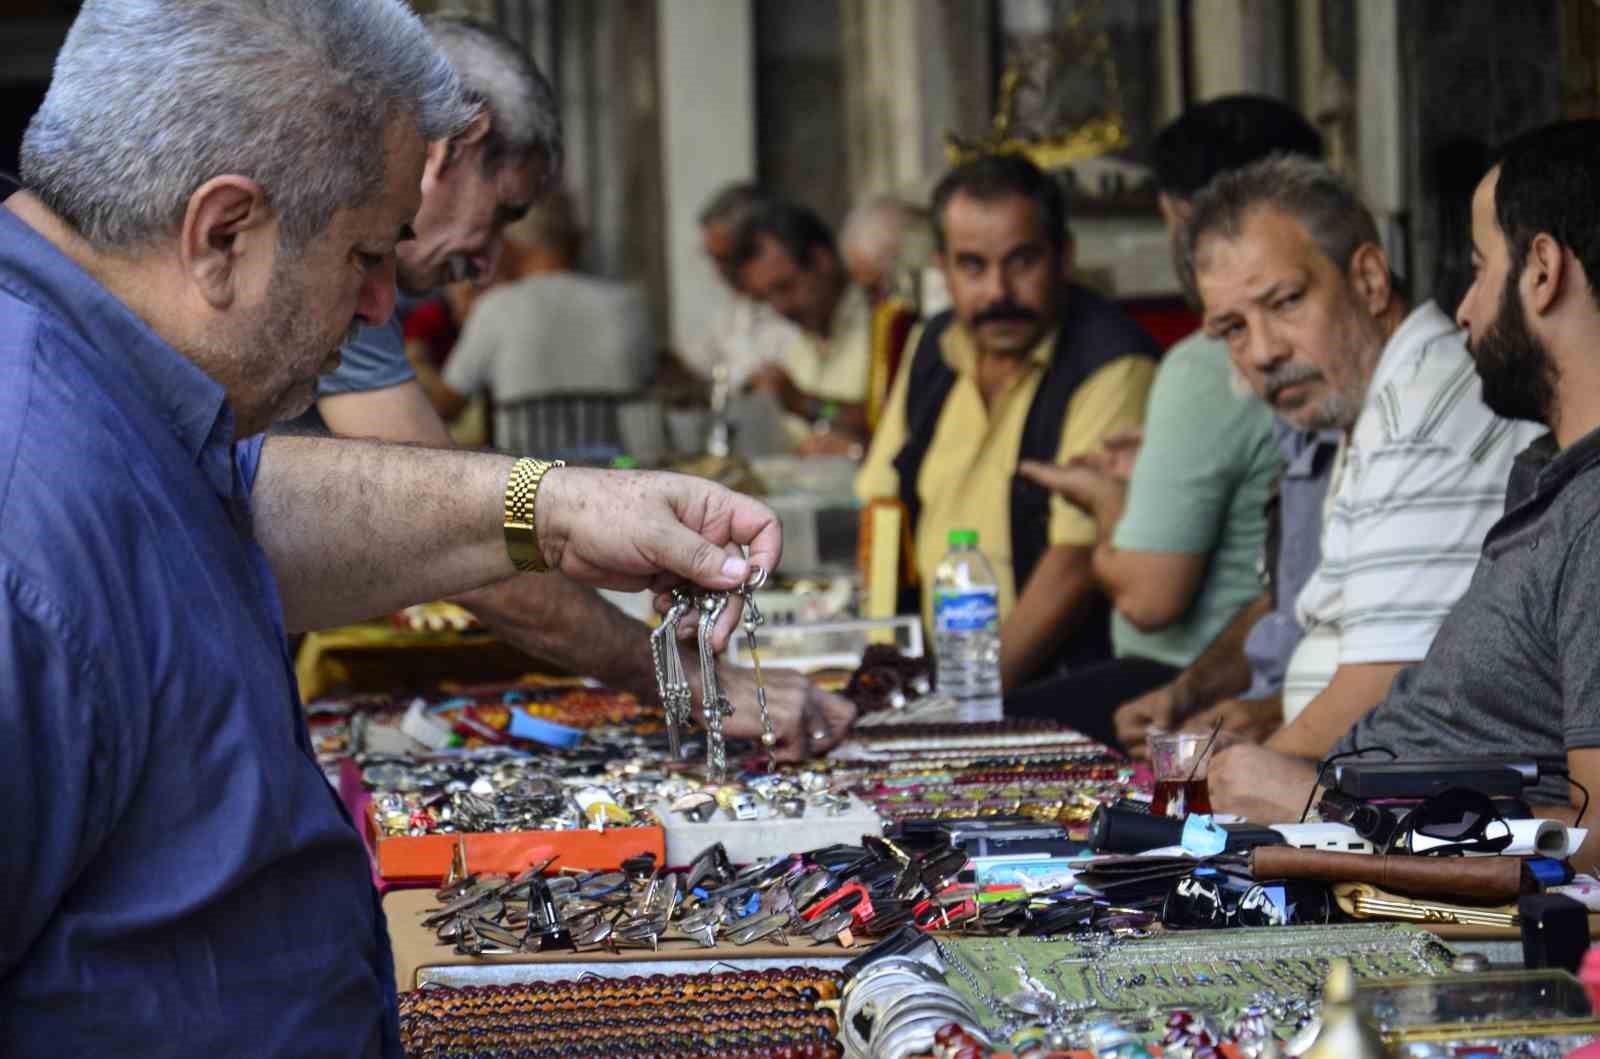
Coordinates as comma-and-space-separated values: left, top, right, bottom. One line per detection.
1265, 661, 1405, 760
999, 545, 1097, 691
406, 341, 470, 421
456, 576, 660, 702
1170, 592, 1270, 719
254, 435, 518, 632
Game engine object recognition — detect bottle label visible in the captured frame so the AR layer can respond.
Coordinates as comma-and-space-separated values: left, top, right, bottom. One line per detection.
934, 590, 998, 632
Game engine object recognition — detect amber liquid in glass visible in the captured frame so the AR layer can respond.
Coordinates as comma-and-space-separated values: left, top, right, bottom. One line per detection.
1150, 777, 1212, 818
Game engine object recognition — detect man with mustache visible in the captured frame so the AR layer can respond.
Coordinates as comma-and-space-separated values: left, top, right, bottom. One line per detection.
290, 20, 855, 756
856, 154, 1158, 690
1181, 155, 1542, 820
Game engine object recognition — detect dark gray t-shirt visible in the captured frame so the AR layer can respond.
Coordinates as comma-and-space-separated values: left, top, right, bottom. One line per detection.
1241, 423, 1341, 698
1337, 428, 1600, 803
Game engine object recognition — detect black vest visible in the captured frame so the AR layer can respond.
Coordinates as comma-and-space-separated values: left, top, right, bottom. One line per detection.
892, 284, 1160, 672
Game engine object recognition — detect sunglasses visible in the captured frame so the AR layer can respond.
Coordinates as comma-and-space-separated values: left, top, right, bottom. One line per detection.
1386, 787, 1513, 857
1161, 868, 1332, 929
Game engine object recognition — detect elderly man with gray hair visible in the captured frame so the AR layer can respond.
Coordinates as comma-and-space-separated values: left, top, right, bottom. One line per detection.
1182, 156, 1541, 820
295, 29, 856, 757
0, 1, 787, 1053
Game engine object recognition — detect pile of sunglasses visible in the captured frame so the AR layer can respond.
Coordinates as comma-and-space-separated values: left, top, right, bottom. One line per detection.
398, 968, 845, 1059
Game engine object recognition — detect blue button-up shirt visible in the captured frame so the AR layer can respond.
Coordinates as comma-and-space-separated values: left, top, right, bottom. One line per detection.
0, 205, 399, 1055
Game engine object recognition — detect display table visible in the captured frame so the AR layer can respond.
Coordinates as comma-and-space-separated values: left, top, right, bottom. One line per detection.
385, 888, 856, 990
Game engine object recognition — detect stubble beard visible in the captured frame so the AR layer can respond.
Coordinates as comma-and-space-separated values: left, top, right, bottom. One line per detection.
199, 259, 357, 436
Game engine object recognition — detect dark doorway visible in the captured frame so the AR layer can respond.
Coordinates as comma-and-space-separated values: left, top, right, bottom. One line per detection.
1, 82, 48, 179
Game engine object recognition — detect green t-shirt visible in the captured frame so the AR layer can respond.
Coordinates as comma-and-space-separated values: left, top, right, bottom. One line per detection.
1110, 330, 1281, 666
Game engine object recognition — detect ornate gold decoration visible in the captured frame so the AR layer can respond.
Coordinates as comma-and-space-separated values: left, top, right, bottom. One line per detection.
945, 1, 1130, 169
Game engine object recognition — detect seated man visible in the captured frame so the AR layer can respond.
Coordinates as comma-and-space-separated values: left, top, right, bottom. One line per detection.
732, 200, 877, 445
680, 182, 800, 390
1190, 132, 1589, 823
1006, 95, 1321, 746
1121, 155, 1538, 765
840, 195, 911, 308
839, 195, 921, 434
857, 154, 1158, 691
417, 191, 657, 461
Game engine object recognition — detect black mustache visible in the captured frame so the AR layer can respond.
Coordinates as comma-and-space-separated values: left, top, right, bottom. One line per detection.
974, 301, 1039, 326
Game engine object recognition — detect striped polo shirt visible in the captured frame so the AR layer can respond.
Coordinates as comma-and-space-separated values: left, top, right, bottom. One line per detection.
1281, 301, 1546, 721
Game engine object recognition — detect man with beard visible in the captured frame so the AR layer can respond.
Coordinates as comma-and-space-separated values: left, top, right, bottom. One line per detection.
856, 154, 1158, 690
1196, 147, 1580, 831
297, 20, 854, 757
0, 1, 788, 1052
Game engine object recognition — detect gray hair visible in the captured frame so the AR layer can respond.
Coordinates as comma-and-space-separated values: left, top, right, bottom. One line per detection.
21, 0, 473, 254
424, 15, 562, 186
1183, 154, 1381, 288
839, 195, 908, 273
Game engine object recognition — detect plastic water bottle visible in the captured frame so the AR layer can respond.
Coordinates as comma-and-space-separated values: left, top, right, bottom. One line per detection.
932, 529, 1002, 721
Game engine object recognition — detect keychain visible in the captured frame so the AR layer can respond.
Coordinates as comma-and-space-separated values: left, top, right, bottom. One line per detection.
739, 566, 777, 756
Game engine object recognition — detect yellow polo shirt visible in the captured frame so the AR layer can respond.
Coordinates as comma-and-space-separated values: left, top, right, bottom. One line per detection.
855, 321, 1156, 627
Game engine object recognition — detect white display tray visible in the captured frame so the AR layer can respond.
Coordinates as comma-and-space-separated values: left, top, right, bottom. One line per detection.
649, 791, 884, 867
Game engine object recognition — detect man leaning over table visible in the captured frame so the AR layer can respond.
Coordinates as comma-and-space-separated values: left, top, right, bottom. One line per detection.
284, 15, 853, 758
0, 1, 792, 1053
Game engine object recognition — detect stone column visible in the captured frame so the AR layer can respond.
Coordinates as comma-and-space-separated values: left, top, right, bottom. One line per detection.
656, 0, 758, 353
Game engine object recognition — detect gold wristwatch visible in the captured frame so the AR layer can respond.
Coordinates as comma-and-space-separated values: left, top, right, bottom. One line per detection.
503, 457, 564, 574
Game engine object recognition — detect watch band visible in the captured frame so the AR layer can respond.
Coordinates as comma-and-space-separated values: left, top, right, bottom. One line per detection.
503, 457, 564, 574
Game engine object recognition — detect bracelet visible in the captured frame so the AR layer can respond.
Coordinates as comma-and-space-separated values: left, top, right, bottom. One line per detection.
502, 457, 564, 574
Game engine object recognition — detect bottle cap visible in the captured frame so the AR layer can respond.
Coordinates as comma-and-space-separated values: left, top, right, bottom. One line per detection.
948, 529, 979, 549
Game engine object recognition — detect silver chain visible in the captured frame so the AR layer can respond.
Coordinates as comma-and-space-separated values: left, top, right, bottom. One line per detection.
738, 566, 776, 754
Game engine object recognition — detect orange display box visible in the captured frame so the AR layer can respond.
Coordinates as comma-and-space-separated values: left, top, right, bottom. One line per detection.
366, 804, 665, 884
